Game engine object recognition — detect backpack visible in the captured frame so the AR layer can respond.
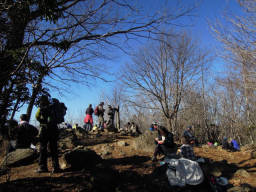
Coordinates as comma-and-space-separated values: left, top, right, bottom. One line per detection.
51, 99, 67, 124
94, 106, 99, 116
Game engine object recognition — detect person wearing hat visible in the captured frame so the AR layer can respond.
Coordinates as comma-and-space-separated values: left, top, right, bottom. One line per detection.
183, 126, 197, 145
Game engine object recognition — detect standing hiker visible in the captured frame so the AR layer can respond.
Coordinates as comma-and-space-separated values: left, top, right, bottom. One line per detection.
95, 102, 105, 131
84, 104, 94, 132
35, 96, 66, 173
106, 105, 115, 131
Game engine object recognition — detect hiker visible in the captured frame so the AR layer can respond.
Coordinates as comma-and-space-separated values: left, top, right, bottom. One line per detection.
84, 104, 94, 132
178, 136, 196, 161
95, 102, 105, 131
152, 122, 176, 162
35, 96, 64, 173
106, 105, 115, 130
14, 114, 38, 149
125, 122, 131, 133
130, 122, 141, 136
183, 126, 198, 146
230, 138, 240, 151
222, 136, 230, 150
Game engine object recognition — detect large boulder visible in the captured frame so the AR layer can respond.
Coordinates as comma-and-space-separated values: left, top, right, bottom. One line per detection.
0, 148, 37, 168
63, 147, 102, 170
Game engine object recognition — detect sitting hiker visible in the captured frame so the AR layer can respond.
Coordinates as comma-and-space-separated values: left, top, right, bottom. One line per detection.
179, 136, 196, 161
130, 122, 142, 136
183, 126, 197, 145
125, 122, 131, 133
15, 114, 38, 149
152, 123, 176, 162
222, 136, 230, 150
230, 138, 240, 151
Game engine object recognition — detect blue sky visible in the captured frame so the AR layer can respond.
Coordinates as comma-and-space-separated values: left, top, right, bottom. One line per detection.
17, 0, 243, 126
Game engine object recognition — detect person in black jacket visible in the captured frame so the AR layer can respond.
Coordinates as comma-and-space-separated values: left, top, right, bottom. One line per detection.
15, 114, 38, 149
152, 122, 177, 162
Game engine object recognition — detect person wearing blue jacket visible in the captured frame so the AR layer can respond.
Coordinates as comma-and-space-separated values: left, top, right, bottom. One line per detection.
231, 139, 240, 151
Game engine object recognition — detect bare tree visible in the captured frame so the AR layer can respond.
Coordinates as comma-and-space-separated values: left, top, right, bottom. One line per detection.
0, 0, 196, 127
212, 0, 256, 143
122, 32, 209, 131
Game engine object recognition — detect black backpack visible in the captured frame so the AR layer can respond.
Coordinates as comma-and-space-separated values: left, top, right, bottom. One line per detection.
51, 99, 67, 124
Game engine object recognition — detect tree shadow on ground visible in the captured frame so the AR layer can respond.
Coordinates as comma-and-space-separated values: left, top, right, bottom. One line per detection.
105, 155, 151, 166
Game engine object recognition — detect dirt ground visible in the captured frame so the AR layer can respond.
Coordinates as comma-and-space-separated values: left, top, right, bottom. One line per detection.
0, 132, 256, 192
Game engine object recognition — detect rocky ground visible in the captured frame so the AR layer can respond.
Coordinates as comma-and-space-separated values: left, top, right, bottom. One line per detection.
0, 128, 256, 192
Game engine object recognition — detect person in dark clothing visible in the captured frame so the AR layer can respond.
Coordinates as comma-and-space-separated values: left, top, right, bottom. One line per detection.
222, 137, 230, 150
179, 137, 196, 161
152, 123, 176, 162
183, 126, 198, 146
15, 114, 38, 149
35, 95, 62, 173
84, 104, 94, 132
107, 105, 115, 128
96, 102, 105, 131
230, 139, 240, 151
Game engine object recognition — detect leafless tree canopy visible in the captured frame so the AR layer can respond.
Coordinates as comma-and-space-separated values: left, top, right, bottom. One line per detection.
122, 32, 210, 131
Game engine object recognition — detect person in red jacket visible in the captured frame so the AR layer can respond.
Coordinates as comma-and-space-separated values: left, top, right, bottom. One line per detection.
84, 104, 94, 132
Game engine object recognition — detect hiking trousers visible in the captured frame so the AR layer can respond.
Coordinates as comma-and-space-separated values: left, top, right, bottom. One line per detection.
154, 144, 175, 158
98, 115, 104, 129
38, 125, 59, 170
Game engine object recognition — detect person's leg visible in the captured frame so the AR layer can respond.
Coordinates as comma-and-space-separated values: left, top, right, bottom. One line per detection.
38, 138, 48, 171
49, 136, 60, 172
152, 144, 161, 161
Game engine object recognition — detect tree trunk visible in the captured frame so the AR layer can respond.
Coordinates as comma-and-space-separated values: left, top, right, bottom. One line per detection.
10, 97, 21, 120
26, 76, 43, 122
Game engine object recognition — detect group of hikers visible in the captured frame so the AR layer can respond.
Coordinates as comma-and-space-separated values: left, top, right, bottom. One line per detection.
150, 122, 240, 162
83, 102, 117, 132
83, 102, 141, 136
150, 122, 197, 162
5, 95, 67, 173
149, 122, 241, 188
2, 94, 241, 187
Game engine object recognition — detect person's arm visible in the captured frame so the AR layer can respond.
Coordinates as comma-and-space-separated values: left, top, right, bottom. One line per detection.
158, 136, 165, 144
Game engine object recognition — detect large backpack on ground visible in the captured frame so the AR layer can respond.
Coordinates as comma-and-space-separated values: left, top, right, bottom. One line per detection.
165, 157, 204, 187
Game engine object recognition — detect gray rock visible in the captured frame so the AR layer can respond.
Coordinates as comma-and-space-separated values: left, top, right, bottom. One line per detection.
0, 148, 37, 168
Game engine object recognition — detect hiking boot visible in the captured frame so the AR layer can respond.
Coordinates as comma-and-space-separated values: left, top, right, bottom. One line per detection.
35, 167, 48, 173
